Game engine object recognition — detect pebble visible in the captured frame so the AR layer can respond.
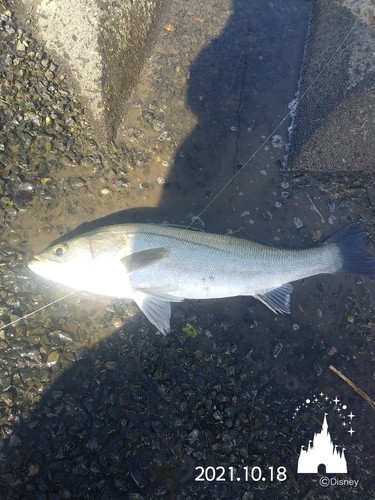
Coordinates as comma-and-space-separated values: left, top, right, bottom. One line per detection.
112, 317, 123, 328
310, 229, 322, 242
271, 135, 284, 148
312, 362, 322, 376
293, 217, 303, 229
47, 351, 60, 365
262, 211, 272, 220
273, 342, 283, 358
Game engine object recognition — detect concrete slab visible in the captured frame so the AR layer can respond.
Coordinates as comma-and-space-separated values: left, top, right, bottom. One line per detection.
7, 0, 163, 146
286, 0, 375, 173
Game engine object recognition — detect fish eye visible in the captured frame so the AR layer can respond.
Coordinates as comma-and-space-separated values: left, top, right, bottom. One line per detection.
52, 243, 68, 256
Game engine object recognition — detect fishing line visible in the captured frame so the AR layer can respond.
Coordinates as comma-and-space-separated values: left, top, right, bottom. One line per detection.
0, 289, 79, 329
183, 1, 367, 233
0, 2, 369, 329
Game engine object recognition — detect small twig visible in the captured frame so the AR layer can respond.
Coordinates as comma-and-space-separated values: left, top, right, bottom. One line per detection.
130, 472, 141, 488
193, 118, 218, 156
305, 192, 325, 223
169, 131, 178, 148
329, 365, 375, 412
173, 331, 183, 343
287, 468, 300, 492
234, 51, 244, 73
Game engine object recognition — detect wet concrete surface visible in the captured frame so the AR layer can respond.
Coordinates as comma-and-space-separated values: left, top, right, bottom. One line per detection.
287, 0, 375, 173
1, 0, 375, 498
7, 0, 164, 145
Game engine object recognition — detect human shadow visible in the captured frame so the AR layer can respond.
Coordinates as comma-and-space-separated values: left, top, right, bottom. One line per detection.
152, 0, 311, 231
0, 1, 316, 498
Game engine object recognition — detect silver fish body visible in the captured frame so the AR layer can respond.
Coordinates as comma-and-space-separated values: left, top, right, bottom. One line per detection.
28, 222, 375, 333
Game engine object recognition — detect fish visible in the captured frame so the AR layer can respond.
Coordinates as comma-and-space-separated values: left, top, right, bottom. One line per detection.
27, 222, 375, 334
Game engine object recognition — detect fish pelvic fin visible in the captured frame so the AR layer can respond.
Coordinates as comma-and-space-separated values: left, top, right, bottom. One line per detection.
325, 223, 375, 276
121, 247, 169, 273
255, 283, 294, 314
133, 288, 183, 334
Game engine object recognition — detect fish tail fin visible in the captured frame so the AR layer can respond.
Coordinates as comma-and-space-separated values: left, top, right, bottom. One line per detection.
325, 223, 375, 275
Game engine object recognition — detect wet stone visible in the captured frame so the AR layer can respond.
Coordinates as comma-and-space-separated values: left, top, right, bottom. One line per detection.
152, 119, 165, 131
1, 390, 15, 405
22, 349, 42, 364
312, 362, 322, 376
310, 228, 322, 242
47, 351, 60, 365
48, 330, 73, 345
105, 361, 117, 371
86, 435, 100, 451
262, 211, 272, 220
76, 346, 89, 360
293, 217, 303, 228
273, 342, 283, 358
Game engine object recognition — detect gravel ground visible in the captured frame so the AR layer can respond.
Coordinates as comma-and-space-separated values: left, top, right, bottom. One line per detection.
1, 1, 375, 499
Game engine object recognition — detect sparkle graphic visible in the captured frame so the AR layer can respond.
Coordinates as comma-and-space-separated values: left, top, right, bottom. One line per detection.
293, 392, 356, 436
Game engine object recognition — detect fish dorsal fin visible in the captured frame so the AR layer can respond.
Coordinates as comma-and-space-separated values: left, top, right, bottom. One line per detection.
255, 283, 294, 314
133, 289, 183, 334
163, 223, 205, 232
226, 228, 281, 247
121, 247, 169, 273
225, 228, 260, 242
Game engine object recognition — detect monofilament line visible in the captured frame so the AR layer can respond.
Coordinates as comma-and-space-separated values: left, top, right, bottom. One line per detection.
182, 2, 365, 234
0, 289, 79, 329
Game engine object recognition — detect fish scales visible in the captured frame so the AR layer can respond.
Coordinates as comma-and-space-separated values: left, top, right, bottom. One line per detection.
115, 224, 340, 298
28, 222, 375, 334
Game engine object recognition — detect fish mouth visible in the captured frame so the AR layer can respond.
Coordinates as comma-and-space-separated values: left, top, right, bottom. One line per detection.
27, 255, 47, 269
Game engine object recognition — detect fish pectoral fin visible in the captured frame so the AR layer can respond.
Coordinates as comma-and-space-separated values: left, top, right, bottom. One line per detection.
133, 289, 182, 335
255, 283, 294, 314
121, 247, 169, 273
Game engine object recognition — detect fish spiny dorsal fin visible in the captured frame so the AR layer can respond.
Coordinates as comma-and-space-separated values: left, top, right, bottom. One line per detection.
163, 223, 205, 232
225, 228, 263, 243
225, 228, 286, 248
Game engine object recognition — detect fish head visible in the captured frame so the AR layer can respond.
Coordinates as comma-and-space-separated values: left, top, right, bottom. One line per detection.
27, 235, 98, 288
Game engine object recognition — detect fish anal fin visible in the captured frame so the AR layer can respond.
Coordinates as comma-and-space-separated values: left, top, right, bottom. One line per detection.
133, 288, 183, 334
255, 283, 294, 314
121, 247, 169, 273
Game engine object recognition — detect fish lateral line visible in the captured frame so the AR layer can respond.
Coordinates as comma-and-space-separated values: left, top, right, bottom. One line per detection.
4, 5, 371, 332
25, 222, 375, 334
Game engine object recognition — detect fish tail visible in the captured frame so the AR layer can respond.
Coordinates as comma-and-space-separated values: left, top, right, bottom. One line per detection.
325, 223, 375, 275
